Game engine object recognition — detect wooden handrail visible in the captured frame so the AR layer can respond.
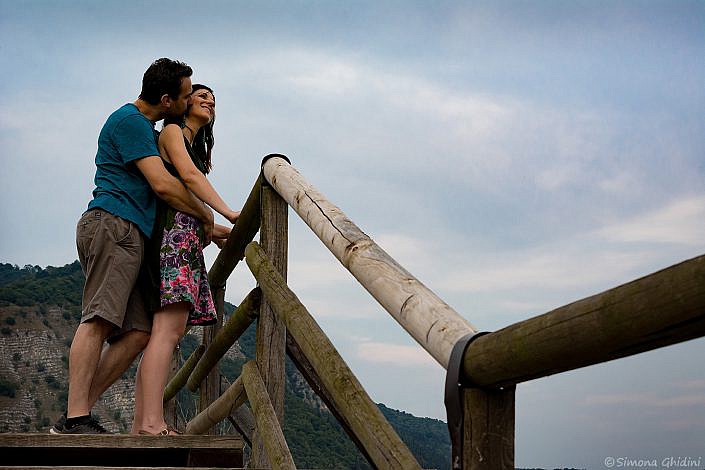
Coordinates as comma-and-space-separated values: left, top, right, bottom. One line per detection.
246, 241, 422, 469
187, 288, 261, 391
463, 254, 705, 388
208, 173, 263, 288
261, 156, 474, 369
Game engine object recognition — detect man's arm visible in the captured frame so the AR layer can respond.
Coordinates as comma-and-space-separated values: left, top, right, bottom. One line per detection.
135, 155, 214, 227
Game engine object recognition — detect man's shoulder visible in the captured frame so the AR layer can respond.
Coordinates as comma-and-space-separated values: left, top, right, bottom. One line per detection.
107, 103, 150, 125
102, 103, 154, 138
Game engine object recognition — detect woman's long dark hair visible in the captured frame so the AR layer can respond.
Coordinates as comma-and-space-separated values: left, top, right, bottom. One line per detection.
164, 83, 215, 174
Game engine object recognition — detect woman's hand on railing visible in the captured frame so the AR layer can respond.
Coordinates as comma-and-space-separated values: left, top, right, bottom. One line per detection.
225, 209, 241, 225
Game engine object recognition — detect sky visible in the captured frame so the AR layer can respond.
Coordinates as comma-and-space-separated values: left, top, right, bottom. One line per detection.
1, 0, 704, 467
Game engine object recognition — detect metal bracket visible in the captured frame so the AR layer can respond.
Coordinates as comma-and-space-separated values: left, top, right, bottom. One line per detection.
444, 331, 490, 470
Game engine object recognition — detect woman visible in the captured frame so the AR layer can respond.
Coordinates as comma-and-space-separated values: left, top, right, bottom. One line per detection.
133, 84, 238, 435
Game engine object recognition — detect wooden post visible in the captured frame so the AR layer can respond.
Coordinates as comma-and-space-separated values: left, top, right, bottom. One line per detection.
462, 387, 514, 469
241, 361, 296, 470
199, 287, 225, 434
246, 241, 422, 469
251, 177, 288, 468
261, 156, 476, 368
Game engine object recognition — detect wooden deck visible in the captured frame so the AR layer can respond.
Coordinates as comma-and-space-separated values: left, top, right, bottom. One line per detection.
0, 433, 243, 469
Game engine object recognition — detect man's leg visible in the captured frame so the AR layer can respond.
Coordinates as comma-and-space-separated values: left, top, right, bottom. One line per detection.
87, 329, 150, 411
67, 318, 114, 418
55, 210, 145, 434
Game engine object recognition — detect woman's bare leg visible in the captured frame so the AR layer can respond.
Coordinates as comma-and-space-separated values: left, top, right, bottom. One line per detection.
133, 302, 189, 434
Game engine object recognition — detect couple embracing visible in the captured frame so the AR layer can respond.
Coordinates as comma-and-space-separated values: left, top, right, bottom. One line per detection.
52, 58, 238, 435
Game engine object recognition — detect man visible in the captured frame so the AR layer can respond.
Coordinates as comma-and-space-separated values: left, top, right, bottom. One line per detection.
51, 58, 213, 434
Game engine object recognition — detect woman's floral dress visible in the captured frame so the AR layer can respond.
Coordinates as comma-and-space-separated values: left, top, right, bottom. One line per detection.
143, 136, 216, 326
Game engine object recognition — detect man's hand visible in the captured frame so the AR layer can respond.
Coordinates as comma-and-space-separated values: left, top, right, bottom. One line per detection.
212, 224, 231, 250
203, 218, 214, 247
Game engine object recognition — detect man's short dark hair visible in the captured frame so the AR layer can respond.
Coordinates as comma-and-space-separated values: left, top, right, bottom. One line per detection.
139, 58, 193, 105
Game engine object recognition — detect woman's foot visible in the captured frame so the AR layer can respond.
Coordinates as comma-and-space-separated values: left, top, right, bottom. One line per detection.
137, 424, 182, 436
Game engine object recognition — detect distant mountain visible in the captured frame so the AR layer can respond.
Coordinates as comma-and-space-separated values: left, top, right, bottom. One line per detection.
0, 261, 451, 469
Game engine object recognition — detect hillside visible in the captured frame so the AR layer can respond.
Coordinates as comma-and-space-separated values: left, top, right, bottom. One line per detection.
0, 261, 451, 469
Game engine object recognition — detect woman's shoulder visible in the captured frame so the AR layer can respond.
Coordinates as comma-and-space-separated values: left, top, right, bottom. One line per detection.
159, 123, 184, 140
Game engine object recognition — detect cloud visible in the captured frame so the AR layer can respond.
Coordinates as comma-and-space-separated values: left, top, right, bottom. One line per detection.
356, 340, 439, 368
584, 392, 705, 407
441, 247, 648, 294
594, 195, 705, 246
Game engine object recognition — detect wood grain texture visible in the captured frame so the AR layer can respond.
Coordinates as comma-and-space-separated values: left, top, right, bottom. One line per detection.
186, 375, 247, 435
241, 361, 296, 470
462, 387, 514, 470
0, 433, 242, 448
250, 185, 289, 469
262, 157, 475, 369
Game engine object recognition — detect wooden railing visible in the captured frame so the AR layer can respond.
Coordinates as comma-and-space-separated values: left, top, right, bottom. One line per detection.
163, 154, 705, 470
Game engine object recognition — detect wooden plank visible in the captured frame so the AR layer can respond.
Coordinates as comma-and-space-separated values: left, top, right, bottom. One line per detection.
462, 387, 514, 470
186, 376, 247, 435
261, 156, 475, 369
251, 184, 288, 469
0, 467, 244, 470
246, 241, 421, 469
0, 433, 242, 448
463, 254, 705, 388
0, 433, 244, 467
241, 361, 296, 470
188, 288, 261, 391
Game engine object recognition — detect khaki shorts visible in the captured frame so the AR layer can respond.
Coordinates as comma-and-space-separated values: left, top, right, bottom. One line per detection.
76, 209, 152, 340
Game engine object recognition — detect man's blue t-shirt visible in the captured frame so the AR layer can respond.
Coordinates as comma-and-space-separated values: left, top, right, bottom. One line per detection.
87, 103, 159, 237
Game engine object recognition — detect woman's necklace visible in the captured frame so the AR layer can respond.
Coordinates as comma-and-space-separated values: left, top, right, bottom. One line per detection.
183, 124, 196, 144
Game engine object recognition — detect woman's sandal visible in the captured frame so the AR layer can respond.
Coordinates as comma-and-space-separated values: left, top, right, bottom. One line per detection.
138, 426, 182, 436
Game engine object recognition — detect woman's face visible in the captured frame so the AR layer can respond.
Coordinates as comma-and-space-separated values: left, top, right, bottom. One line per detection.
188, 89, 215, 123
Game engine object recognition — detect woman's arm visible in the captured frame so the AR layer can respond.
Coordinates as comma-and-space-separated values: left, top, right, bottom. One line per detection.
160, 124, 239, 223
135, 156, 215, 236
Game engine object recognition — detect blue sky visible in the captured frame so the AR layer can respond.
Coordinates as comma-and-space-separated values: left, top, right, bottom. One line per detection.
1, 1, 704, 468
